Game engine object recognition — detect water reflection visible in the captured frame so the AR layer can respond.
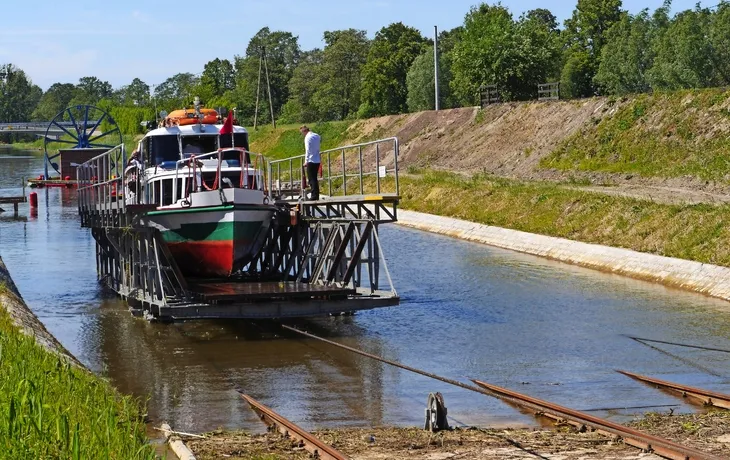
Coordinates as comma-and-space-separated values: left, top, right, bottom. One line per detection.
1, 149, 730, 435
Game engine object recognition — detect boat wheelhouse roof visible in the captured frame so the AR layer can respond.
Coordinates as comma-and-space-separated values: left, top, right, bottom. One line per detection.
143, 124, 249, 138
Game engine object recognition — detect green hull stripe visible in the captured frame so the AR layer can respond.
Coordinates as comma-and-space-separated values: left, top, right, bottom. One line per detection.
161, 220, 264, 243
147, 204, 270, 216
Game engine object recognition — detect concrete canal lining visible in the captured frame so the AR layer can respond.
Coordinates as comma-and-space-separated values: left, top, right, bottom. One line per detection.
397, 209, 730, 303
0, 256, 82, 366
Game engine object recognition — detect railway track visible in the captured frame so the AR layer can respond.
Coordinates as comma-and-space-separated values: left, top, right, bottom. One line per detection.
282, 324, 726, 460
239, 392, 349, 460
618, 370, 730, 410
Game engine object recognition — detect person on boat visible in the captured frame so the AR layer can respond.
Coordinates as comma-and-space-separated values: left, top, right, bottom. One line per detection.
300, 125, 321, 201
125, 150, 144, 202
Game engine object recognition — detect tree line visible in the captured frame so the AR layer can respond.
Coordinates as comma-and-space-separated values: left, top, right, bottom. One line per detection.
2, 0, 729, 137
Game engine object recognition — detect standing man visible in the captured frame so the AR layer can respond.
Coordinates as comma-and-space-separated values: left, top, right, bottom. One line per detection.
300, 125, 321, 200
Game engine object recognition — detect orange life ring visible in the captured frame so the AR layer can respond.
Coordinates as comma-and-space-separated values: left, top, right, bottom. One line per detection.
165, 108, 219, 126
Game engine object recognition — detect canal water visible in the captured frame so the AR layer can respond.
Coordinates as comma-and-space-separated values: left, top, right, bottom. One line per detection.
2, 147, 730, 435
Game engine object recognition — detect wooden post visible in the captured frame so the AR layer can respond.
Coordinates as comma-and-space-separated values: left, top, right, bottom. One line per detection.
262, 46, 276, 129
253, 52, 263, 130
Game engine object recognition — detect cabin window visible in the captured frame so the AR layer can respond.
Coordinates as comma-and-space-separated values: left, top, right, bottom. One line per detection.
176, 178, 184, 201
151, 180, 161, 205
162, 179, 173, 205
182, 135, 218, 157
150, 135, 180, 166
219, 132, 249, 150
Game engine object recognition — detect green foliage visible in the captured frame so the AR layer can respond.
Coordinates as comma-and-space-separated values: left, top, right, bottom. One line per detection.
595, 10, 657, 95
560, 51, 596, 98
69, 76, 112, 107
450, 4, 515, 105
648, 6, 718, 90
31, 83, 76, 121
562, 0, 623, 95
154, 72, 199, 111
0, 307, 154, 458
541, 88, 730, 181
406, 50, 452, 112
359, 22, 428, 117
0, 64, 41, 123
200, 58, 235, 100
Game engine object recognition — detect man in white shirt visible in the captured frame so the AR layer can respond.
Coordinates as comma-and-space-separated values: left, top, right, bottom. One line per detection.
300, 125, 321, 200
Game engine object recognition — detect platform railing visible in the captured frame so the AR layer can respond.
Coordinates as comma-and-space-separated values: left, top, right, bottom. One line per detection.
76, 144, 127, 228
173, 148, 269, 199
268, 137, 399, 200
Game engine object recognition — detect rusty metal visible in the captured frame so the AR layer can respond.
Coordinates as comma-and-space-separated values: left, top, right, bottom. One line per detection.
472, 379, 723, 460
281, 325, 723, 460
239, 393, 349, 460
618, 370, 730, 410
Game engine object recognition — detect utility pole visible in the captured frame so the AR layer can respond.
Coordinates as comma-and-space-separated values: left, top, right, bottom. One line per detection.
253, 51, 263, 130
262, 46, 276, 129
434, 25, 440, 111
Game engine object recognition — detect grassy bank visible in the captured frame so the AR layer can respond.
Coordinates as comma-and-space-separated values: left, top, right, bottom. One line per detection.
397, 170, 730, 267
541, 88, 730, 182
0, 285, 154, 459
247, 121, 353, 160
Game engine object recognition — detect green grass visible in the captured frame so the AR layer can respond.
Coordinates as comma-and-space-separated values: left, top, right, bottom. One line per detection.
0, 294, 154, 459
396, 170, 730, 267
247, 121, 353, 160
541, 88, 730, 182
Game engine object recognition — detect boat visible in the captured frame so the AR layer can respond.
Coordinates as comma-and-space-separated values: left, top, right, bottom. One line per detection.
125, 99, 277, 278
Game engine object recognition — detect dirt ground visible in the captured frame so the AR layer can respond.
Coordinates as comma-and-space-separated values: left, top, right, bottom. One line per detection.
184, 411, 730, 460
344, 103, 730, 206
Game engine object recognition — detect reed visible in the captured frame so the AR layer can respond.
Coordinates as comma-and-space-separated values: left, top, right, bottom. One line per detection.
0, 307, 155, 458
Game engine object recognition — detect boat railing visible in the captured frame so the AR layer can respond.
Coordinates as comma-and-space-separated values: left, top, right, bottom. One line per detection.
76, 144, 128, 228
268, 137, 399, 200
175, 147, 268, 199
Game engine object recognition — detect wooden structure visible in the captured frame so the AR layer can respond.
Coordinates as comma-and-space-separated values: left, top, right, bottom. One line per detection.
538, 82, 560, 101
479, 85, 500, 107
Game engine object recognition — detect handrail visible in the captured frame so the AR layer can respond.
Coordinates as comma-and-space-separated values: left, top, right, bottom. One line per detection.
173, 148, 268, 199
268, 137, 399, 200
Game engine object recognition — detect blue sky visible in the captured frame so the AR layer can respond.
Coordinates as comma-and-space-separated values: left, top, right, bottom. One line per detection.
1, 0, 705, 91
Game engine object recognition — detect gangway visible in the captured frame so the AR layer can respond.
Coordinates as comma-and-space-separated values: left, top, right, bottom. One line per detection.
76, 138, 401, 321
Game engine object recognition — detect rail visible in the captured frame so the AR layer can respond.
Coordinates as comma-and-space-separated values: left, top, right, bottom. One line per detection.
618, 370, 730, 410
538, 82, 560, 101
173, 148, 268, 200
268, 137, 399, 200
282, 325, 724, 460
240, 393, 349, 460
76, 144, 127, 227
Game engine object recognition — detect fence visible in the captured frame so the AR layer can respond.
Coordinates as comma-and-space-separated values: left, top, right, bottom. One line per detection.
538, 82, 560, 101
268, 137, 400, 200
479, 85, 500, 107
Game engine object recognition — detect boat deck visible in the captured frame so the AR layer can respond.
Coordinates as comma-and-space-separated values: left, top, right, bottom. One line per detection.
188, 281, 355, 302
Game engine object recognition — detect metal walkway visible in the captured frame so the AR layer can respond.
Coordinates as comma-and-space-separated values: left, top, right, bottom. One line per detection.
76, 138, 401, 321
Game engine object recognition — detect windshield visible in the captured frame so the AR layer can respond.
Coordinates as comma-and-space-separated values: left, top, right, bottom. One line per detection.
148, 135, 180, 165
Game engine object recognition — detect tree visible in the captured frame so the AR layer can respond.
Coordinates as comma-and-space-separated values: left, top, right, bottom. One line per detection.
31, 82, 76, 120
154, 73, 199, 110
511, 9, 562, 99
648, 6, 716, 90
279, 49, 325, 123
0, 64, 41, 123
235, 27, 301, 123
406, 49, 452, 112
359, 22, 428, 117
70, 76, 112, 106
708, 2, 730, 85
561, 0, 623, 97
200, 58, 235, 99
594, 11, 656, 95
450, 4, 516, 104
315, 29, 370, 120
116, 78, 151, 106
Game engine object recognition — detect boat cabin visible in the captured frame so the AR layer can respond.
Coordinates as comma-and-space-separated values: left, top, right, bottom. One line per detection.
130, 124, 262, 208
